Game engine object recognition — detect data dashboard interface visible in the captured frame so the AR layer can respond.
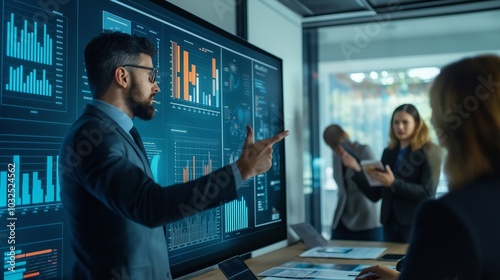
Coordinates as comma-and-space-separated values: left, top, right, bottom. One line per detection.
0, 0, 286, 278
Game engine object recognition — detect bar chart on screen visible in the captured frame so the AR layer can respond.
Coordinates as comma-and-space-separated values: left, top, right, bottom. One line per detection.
2, 2, 67, 112
0, 134, 62, 212
170, 37, 220, 114
224, 196, 249, 233
173, 138, 220, 183
167, 207, 221, 250
0, 154, 61, 209
0, 223, 63, 280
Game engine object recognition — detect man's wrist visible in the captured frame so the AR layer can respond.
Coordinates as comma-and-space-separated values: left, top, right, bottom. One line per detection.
235, 160, 252, 181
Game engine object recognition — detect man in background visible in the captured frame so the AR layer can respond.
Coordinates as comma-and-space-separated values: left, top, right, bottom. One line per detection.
323, 124, 382, 241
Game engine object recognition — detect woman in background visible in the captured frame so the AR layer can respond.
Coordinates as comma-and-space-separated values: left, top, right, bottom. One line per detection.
343, 104, 441, 243
356, 54, 500, 279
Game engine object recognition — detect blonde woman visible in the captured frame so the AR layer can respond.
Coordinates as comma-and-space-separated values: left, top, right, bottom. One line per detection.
356, 55, 500, 279
343, 104, 441, 243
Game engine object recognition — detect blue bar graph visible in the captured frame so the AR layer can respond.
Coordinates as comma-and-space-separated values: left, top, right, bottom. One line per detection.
22, 173, 30, 205
168, 209, 220, 249
2, 4, 67, 111
5, 65, 52, 96
6, 13, 53, 65
3, 249, 23, 280
56, 156, 60, 202
214, 74, 220, 108
0, 172, 6, 207
32, 172, 42, 204
13, 156, 21, 206
45, 156, 54, 203
224, 197, 249, 233
0, 155, 60, 208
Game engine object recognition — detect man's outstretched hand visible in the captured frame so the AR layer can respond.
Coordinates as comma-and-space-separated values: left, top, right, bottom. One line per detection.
236, 126, 289, 180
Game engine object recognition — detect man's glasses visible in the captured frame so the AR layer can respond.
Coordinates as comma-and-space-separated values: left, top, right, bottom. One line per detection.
121, 64, 158, 83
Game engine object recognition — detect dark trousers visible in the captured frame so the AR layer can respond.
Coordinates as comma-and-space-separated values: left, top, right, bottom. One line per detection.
331, 220, 383, 241
383, 214, 412, 243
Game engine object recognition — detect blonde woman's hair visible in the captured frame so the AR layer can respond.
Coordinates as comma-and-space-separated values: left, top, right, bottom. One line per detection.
430, 54, 500, 190
388, 104, 431, 151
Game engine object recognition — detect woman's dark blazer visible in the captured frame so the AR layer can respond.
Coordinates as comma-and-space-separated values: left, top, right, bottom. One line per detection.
353, 143, 441, 226
400, 175, 500, 279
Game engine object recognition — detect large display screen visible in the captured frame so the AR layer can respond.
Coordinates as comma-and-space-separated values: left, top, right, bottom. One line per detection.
0, 0, 286, 278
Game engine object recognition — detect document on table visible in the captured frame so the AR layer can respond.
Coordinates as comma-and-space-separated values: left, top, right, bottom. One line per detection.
258, 262, 368, 280
299, 246, 386, 259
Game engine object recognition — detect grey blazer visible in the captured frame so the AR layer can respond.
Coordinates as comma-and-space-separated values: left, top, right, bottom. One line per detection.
59, 104, 238, 279
332, 142, 382, 231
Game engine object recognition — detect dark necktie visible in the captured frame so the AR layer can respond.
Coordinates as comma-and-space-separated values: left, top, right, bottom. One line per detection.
129, 126, 148, 158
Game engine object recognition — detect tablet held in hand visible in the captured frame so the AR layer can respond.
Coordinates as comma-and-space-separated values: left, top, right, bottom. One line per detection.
360, 160, 386, 187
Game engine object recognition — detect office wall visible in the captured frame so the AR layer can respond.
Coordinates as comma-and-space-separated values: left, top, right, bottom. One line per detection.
247, 0, 305, 243
166, 0, 236, 34
318, 9, 500, 64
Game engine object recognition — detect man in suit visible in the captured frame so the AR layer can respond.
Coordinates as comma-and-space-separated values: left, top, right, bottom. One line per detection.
323, 125, 382, 241
58, 31, 288, 280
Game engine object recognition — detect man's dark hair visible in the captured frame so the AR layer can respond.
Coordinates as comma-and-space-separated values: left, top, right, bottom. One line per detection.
323, 124, 347, 148
84, 31, 157, 99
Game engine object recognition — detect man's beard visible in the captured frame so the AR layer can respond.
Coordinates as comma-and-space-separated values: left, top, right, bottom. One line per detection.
127, 77, 155, 120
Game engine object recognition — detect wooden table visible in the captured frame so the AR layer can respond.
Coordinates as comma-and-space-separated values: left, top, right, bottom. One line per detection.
190, 240, 409, 279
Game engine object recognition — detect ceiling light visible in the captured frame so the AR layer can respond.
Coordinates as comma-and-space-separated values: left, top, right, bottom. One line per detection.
349, 73, 366, 83
407, 67, 440, 81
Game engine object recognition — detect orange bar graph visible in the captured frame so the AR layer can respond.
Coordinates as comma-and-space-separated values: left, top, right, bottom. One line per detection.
172, 42, 179, 99
203, 159, 212, 175
190, 65, 197, 85
171, 41, 218, 107
172, 42, 204, 102
8, 245, 58, 279
181, 154, 213, 182
183, 166, 188, 182
23, 272, 41, 278
15, 248, 52, 259
26, 249, 52, 257
212, 58, 216, 79
183, 50, 189, 101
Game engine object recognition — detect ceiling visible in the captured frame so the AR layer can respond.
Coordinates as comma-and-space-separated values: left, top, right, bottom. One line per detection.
276, 0, 500, 28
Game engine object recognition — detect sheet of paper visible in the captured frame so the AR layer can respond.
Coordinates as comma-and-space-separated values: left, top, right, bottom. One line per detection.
264, 268, 315, 278
259, 268, 356, 280
259, 261, 395, 280
258, 262, 369, 279
264, 269, 358, 280
299, 246, 386, 259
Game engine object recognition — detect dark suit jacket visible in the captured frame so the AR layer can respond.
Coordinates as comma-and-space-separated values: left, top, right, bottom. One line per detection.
59, 105, 238, 280
353, 143, 441, 227
400, 175, 500, 280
